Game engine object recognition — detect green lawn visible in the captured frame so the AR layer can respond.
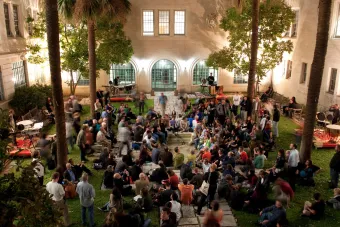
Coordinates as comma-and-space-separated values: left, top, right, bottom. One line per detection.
234, 117, 340, 227
14, 100, 159, 227
13, 100, 340, 226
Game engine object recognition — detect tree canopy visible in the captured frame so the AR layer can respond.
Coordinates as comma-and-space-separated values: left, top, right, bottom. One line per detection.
207, 0, 295, 80
26, 13, 134, 93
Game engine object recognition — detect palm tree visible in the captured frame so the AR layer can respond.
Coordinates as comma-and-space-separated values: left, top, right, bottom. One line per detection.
45, 0, 68, 170
59, 0, 131, 117
248, 0, 260, 104
300, 0, 332, 162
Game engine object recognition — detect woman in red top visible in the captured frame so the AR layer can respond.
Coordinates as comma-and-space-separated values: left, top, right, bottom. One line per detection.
236, 146, 248, 165
167, 169, 179, 190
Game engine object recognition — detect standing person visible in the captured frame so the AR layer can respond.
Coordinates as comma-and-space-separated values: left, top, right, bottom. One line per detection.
329, 104, 340, 124
76, 125, 89, 162
197, 164, 219, 215
216, 99, 230, 126
272, 104, 280, 138
330, 144, 340, 188
113, 76, 119, 86
46, 172, 70, 227
287, 144, 299, 191
65, 118, 74, 150
32, 151, 45, 186
94, 99, 102, 120
139, 92, 146, 113
173, 147, 184, 169
76, 173, 96, 227
159, 93, 168, 116
232, 92, 241, 116
240, 96, 249, 122
202, 201, 223, 226
117, 122, 131, 157
252, 96, 261, 124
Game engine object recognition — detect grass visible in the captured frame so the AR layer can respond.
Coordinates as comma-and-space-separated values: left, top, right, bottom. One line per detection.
13, 99, 159, 227
13, 99, 340, 226
234, 117, 340, 227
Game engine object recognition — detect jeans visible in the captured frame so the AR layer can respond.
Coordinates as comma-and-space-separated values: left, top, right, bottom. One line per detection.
272, 121, 279, 137
330, 168, 340, 188
67, 136, 74, 149
79, 145, 86, 161
81, 204, 94, 226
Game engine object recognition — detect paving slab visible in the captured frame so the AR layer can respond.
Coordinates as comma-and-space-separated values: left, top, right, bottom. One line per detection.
221, 215, 237, 227
178, 217, 199, 225
182, 205, 196, 218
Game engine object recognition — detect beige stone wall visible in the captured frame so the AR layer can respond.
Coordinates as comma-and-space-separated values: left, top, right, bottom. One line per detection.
272, 0, 340, 111
62, 0, 271, 95
0, 0, 40, 109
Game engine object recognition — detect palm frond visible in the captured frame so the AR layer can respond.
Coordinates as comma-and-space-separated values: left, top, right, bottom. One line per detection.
58, 0, 76, 20
73, 0, 101, 22
100, 0, 131, 24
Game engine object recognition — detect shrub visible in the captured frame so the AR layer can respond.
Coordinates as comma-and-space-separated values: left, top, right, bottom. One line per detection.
9, 85, 52, 116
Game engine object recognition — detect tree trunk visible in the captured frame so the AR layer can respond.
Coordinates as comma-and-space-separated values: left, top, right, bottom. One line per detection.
300, 0, 332, 162
88, 20, 96, 118
45, 0, 68, 170
70, 71, 75, 95
248, 0, 259, 104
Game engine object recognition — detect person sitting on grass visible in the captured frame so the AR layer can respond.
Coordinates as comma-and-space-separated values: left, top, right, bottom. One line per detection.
99, 187, 123, 212
254, 149, 266, 169
103, 165, 114, 189
302, 193, 325, 219
258, 200, 286, 227
167, 169, 180, 190
326, 188, 340, 210
137, 187, 153, 212
297, 159, 320, 187
168, 192, 182, 223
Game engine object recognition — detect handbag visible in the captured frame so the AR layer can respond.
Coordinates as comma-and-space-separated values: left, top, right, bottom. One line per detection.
199, 172, 211, 196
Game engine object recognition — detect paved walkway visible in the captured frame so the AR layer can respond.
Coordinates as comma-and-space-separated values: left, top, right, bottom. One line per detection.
172, 169, 238, 227
153, 92, 184, 116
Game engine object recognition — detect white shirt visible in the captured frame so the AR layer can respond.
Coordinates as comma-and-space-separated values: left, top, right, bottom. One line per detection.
46, 181, 65, 202
288, 149, 300, 167
32, 158, 44, 177
170, 200, 182, 221
233, 95, 241, 106
260, 118, 267, 130
202, 163, 211, 173
192, 120, 198, 129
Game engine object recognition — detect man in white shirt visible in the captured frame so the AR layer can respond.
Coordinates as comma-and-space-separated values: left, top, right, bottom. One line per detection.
232, 92, 241, 116
288, 143, 300, 191
252, 96, 261, 123
46, 172, 70, 226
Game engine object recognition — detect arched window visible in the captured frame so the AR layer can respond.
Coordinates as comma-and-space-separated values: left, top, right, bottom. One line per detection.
193, 60, 218, 85
151, 59, 177, 91
109, 63, 136, 85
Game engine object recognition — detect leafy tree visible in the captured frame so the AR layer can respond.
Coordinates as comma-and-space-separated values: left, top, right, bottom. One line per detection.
0, 110, 62, 226
27, 13, 133, 95
59, 0, 132, 117
207, 0, 294, 86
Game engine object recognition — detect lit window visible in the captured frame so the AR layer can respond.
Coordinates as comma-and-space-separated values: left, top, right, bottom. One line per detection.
13, 5, 21, 37
234, 69, 248, 84
329, 68, 337, 94
159, 11, 170, 35
300, 63, 307, 84
143, 10, 154, 36
110, 63, 136, 85
12, 61, 27, 88
4, 3, 11, 37
174, 11, 185, 35
286, 60, 292, 79
284, 10, 299, 37
193, 61, 218, 85
67, 72, 89, 86
335, 4, 340, 37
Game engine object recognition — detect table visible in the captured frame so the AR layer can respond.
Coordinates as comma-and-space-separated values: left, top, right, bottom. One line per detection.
16, 120, 34, 129
326, 124, 340, 142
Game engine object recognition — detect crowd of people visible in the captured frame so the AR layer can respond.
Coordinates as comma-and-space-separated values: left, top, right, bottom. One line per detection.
29, 91, 340, 227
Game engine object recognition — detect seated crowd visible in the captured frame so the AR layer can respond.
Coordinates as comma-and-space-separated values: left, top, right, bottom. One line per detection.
35, 93, 340, 227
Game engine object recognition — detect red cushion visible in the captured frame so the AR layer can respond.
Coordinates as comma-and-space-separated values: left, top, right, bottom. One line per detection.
9, 149, 31, 157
